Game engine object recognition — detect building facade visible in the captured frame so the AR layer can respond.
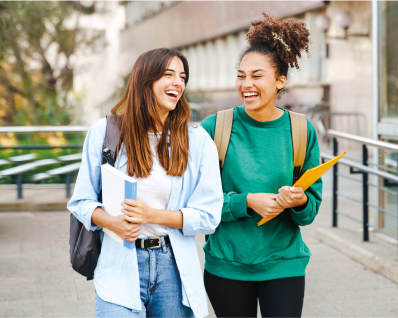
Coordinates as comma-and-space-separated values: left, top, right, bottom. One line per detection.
115, 1, 373, 141
376, 1, 398, 235
72, 2, 125, 126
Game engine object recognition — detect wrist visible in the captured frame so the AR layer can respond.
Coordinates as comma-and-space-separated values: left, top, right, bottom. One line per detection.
147, 208, 157, 224
301, 194, 308, 206
296, 195, 308, 209
246, 193, 252, 209
92, 207, 109, 229
105, 214, 116, 231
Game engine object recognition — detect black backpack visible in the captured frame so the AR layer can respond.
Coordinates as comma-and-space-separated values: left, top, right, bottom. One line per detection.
69, 115, 120, 280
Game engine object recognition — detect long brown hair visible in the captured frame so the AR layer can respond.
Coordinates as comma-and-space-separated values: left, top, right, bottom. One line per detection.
111, 48, 191, 178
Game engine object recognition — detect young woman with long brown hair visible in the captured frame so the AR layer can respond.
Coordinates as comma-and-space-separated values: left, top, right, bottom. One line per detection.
68, 48, 223, 318
201, 14, 322, 317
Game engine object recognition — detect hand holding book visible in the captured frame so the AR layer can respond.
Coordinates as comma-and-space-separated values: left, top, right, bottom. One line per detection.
276, 186, 308, 210
247, 193, 284, 218
247, 188, 307, 220
122, 198, 153, 225
257, 151, 346, 226
101, 164, 139, 248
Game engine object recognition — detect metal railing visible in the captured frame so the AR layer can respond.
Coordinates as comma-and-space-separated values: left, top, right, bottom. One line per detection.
309, 111, 368, 145
0, 126, 88, 199
321, 130, 398, 242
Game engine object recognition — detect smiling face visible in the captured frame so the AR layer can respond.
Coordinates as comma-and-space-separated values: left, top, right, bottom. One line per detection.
152, 56, 186, 121
235, 52, 286, 113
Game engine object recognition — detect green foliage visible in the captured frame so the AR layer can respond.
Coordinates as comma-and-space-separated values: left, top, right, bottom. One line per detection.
0, 1, 101, 126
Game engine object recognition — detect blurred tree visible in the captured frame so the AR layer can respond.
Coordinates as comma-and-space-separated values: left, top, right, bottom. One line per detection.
0, 1, 102, 126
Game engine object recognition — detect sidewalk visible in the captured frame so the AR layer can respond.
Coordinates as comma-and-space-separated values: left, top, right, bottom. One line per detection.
1, 170, 398, 317
0, 185, 71, 212
301, 165, 398, 317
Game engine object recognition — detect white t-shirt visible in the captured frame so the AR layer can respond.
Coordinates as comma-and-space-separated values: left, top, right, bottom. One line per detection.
136, 133, 171, 238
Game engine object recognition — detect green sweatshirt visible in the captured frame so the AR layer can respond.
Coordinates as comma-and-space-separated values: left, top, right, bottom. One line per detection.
201, 106, 322, 281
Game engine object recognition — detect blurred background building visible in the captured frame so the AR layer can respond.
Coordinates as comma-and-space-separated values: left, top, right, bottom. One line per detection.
82, 1, 373, 140
72, 1, 125, 124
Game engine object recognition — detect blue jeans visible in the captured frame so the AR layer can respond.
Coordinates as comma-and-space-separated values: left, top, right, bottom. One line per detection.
95, 241, 194, 318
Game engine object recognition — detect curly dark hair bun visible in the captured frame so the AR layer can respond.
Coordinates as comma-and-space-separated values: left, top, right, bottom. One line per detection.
246, 13, 310, 69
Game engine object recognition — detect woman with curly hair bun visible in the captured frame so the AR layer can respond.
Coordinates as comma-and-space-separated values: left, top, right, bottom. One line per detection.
201, 14, 322, 318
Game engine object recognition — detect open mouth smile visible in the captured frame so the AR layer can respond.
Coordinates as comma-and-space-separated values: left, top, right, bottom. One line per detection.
243, 92, 259, 102
165, 90, 179, 102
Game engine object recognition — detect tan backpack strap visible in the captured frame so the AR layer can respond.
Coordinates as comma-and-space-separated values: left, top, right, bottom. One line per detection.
214, 108, 234, 169
289, 111, 308, 183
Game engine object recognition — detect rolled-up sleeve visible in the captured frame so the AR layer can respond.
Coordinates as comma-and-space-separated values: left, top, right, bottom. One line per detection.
67, 118, 106, 232
180, 134, 223, 236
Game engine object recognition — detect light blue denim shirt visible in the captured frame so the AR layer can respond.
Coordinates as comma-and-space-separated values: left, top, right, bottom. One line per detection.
67, 118, 223, 318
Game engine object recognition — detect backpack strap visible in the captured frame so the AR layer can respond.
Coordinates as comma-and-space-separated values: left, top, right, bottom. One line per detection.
98, 114, 121, 203
102, 114, 121, 166
288, 111, 307, 184
206, 108, 233, 242
214, 108, 234, 169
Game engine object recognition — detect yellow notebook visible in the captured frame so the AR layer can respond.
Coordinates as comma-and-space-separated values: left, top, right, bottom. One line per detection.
257, 151, 346, 226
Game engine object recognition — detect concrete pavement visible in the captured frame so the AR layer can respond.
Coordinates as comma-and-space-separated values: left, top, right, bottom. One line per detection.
1, 214, 398, 317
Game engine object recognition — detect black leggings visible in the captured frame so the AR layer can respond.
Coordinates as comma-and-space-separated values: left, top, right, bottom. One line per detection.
204, 270, 305, 318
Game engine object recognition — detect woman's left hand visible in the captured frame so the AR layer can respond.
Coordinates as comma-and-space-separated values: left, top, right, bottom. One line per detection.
122, 198, 153, 224
276, 186, 308, 209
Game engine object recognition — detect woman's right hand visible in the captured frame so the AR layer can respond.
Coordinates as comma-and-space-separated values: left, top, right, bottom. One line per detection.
247, 193, 285, 218
92, 208, 140, 242
109, 215, 140, 242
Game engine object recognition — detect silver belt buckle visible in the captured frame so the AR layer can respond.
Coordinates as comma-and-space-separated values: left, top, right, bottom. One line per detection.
149, 236, 162, 249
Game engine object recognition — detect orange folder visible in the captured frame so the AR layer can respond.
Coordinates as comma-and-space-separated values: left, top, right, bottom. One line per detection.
257, 152, 347, 226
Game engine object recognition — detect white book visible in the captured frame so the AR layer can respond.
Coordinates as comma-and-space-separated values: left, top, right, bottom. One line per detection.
101, 164, 137, 249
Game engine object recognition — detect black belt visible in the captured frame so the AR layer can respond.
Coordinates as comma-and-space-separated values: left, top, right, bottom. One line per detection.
135, 236, 171, 249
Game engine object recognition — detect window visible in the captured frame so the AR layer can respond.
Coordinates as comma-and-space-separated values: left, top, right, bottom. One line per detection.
380, 1, 398, 119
